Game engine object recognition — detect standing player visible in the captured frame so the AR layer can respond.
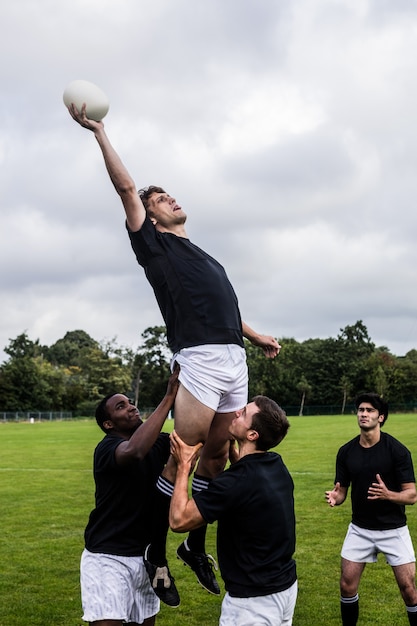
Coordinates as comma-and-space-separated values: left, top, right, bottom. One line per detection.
169, 395, 297, 626
326, 392, 417, 626
81, 367, 180, 624
67, 103, 281, 596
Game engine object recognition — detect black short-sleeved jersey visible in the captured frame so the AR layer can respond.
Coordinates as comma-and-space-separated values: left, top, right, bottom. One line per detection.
128, 217, 244, 354
335, 431, 416, 530
194, 452, 297, 598
84, 432, 170, 556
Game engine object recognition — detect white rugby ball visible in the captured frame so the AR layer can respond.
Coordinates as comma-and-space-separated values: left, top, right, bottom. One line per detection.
63, 80, 109, 121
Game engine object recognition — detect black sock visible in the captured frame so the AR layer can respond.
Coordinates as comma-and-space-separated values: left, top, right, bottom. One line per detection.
407, 605, 417, 625
187, 525, 208, 553
147, 476, 174, 566
341, 594, 359, 626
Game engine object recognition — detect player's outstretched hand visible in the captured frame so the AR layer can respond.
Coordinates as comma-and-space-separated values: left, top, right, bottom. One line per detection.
67, 102, 104, 132
325, 482, 343, 507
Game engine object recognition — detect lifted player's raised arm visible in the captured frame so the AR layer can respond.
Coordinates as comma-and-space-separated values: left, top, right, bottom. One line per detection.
67, 103, 145, 232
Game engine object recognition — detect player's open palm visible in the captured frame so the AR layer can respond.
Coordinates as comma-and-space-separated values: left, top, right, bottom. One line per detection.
325, 481, 344, 507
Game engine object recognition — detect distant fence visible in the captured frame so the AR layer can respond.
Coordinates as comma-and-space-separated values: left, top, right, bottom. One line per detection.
0, 407, 170, 422
1, 404, 416, 422
1, 411, 73, 423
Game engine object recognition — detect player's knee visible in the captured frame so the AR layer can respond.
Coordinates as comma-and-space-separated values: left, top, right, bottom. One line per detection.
398, 579, 417, 605
340, 577, 358, 597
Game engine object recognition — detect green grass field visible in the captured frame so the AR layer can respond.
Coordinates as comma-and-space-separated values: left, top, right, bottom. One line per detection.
1, 413, 416, 625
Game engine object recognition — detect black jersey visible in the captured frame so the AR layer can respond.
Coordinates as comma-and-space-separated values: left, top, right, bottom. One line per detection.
84, 432, 170, 556
335, 431, 415, 530
128, 217, 244, 354
194, 452, 297, 598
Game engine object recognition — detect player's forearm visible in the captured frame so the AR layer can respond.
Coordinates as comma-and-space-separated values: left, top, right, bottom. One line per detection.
169, 465, 193, 531
94, 128, 136, 194
388, 486, 417, 505
170, 463, 206, 533
242, 321, 280, 358
93, 128, 145, 230
122, 393, 175, 461
242, 321, 259, 343
333, 493, 347, 506
368, 478, 417, 505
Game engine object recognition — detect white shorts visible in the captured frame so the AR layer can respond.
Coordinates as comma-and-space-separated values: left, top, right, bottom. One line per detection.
172, 344, 248, 413
80, 549, 159, 623
341, 523, 416, 566
219, 581, 298, 626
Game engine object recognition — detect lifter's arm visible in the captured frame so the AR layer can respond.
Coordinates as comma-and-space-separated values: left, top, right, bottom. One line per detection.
67, 103, 145, 232
115, 365, 180, 465
169, 430, 205, 532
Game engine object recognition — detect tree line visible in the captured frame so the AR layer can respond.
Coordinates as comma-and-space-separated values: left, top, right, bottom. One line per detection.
0, 320, 416, 415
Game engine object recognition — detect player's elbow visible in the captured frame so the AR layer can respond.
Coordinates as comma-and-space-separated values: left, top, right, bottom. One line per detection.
169, 514, 189, 534
409, 492, 417, 505
402, 484, 417, 505
170, 522, 187, 533
117, 180, 137, 196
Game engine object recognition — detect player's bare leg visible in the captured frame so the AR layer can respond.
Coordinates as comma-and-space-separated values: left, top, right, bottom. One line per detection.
175, 406, 237, 594
150, 386, 219, 595
340, 559, 365, 625
392, 562, 417, 625
197, 411, 236, 478
163, 388, 233, 594
171, 384, 216, 445
142, 382, 215, 607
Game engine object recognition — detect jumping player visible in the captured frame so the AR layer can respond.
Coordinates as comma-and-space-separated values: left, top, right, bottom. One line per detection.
67, 103, 281, 598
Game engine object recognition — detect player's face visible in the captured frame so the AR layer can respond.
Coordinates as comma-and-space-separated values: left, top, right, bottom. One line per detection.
357, 402, 384, 431
147, 191, 187, 227
229, 402, 259, 441
104, 394, 142, 434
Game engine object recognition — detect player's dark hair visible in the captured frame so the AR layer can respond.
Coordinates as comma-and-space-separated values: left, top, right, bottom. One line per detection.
95, 393, 117, 433
250, 395, 290, 450
138, 186, 166, 213
355, 392, 389, 425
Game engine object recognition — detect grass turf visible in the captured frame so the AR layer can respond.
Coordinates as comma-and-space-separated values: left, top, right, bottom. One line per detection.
0, 413, 416, 625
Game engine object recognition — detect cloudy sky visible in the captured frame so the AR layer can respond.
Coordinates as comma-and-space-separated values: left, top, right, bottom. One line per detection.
1, 0, 416, 364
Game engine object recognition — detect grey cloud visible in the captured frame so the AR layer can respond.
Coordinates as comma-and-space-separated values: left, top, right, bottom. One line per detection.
1, 0, 417, 362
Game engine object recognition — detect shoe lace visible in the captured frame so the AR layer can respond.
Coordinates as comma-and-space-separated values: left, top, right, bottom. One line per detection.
197, 552, 218, 573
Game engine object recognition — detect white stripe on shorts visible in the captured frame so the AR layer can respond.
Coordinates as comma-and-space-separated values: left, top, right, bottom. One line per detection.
80, 549, 159, 623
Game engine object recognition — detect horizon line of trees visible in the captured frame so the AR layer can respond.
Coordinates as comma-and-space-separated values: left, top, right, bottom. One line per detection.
0, 320, 416, 416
